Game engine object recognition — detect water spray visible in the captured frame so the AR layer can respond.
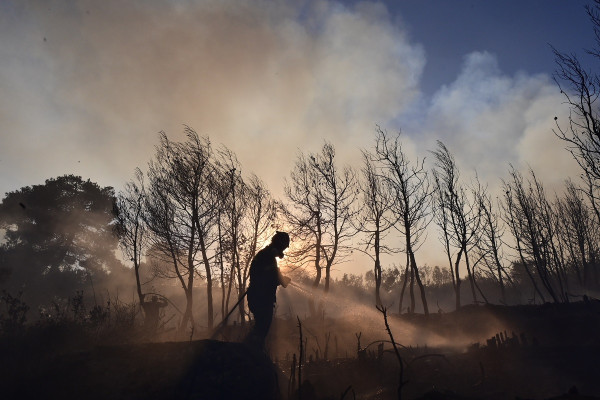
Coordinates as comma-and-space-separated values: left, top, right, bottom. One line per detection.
288, 281, 317, 298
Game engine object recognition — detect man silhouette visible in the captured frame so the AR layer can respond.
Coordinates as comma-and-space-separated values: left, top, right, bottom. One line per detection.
246, 231, 291, 348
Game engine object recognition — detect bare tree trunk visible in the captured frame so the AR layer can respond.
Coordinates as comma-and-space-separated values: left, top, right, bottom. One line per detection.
454, 248, 463, 310
494, 257, 506, 304
399, 252, 409, 314
409, 264, 415, 314
180, 288, 194, 333
204, 262, 214, 330
410, 249, 429, 315
313, 224, 322, 288
134, 255, 143, 305
325, 260, 332, 293
198, 233, 214, 330
313, 264, 322, 288
520, 257, 545, 303
225, 263, 235, 316
180, 242, 196, 333
374, 230, 382, 307
464, 249, 478, 304
236, 260, 245, 325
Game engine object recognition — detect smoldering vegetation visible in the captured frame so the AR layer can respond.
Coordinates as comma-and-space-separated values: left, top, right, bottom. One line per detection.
4, 6, 600, 396
2, 126, 600, 399
2, 127, 600, 398
1, 281, 599, 399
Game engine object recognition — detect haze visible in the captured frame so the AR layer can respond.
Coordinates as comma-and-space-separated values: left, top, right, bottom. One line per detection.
0, 0, 590, 272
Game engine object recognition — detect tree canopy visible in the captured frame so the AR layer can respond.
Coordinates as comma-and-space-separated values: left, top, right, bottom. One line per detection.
0, 175, 124, 303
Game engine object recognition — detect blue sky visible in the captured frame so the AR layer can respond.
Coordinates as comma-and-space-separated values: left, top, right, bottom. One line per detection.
0, 0, 596, 270
394, 1, 594, 94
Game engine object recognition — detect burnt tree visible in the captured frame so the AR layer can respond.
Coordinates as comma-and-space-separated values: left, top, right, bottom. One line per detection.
144, 128, 219, 332
284, 143, 358, 292
357, 149, 396, 307
374, 129, 431, 315
432, 142, 481, 309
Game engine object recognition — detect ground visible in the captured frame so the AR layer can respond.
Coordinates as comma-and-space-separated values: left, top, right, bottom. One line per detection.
1, 340, 279, 400
1, 301, 600, 399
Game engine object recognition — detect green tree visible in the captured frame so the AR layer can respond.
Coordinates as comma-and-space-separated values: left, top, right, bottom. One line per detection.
0, 175, 122, 304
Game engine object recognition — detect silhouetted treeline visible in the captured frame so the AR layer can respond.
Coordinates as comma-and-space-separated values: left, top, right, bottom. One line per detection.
2, 127, 600, 334
3, 2, 600, 335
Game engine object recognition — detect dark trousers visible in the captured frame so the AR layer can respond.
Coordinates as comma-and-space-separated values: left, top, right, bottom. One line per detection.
247, 297, 274, 346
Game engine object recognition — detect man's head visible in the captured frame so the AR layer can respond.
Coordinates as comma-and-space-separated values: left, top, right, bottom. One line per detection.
270, 231, 290, 258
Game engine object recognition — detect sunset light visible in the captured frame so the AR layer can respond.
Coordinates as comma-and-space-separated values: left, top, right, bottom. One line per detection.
1, 1, 600, 399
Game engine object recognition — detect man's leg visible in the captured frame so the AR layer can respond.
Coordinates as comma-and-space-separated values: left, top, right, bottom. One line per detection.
248, 302, 274, 347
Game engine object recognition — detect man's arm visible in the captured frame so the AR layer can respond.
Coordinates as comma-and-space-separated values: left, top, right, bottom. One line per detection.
277, 268, 291, 288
